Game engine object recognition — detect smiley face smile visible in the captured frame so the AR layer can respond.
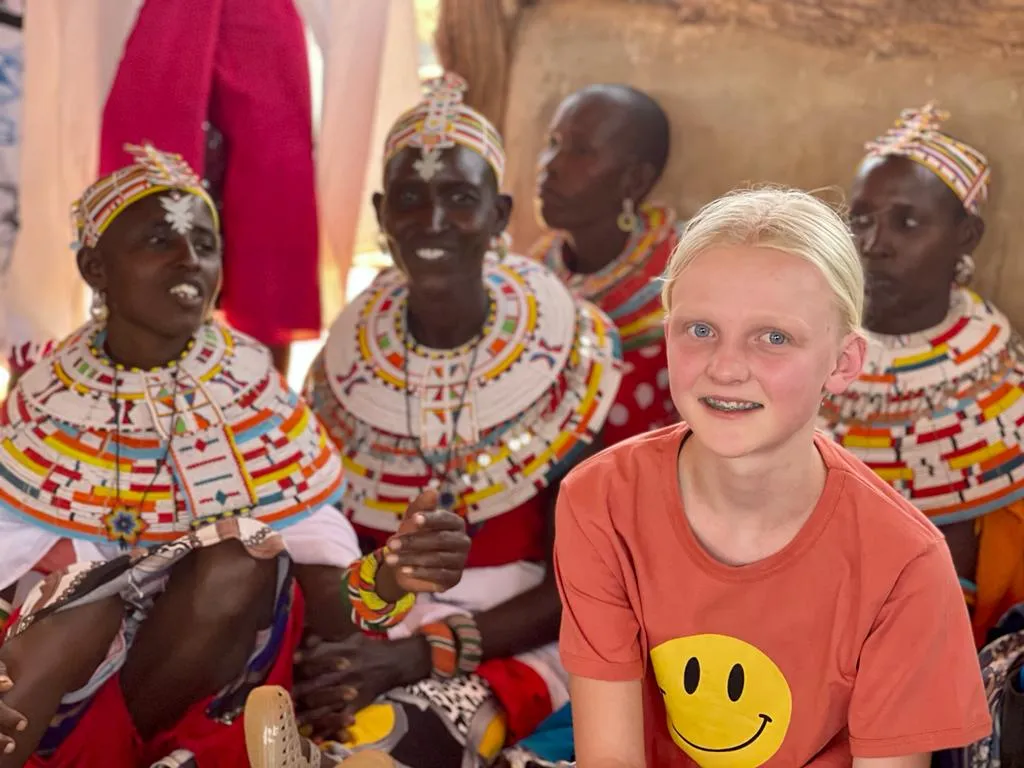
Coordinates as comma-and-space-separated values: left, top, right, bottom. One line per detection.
651, 634, 793, 767
670, 713, 772, 753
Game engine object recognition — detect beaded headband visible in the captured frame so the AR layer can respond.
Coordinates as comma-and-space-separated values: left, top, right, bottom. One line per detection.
383, 73, 505, 186
864, 103, 990, 214
71, 143, 219, 250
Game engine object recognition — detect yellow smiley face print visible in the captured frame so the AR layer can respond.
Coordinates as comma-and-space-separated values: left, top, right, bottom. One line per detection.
650, 634, 792, 767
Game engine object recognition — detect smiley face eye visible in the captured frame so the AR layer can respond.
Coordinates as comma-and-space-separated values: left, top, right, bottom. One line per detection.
683, 656, 700, 694
728, 663, 745, 702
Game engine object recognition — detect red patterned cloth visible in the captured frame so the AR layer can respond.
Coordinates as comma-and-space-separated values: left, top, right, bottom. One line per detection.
21, 587, 305, 767
2, 519, 302, 766
6, 339, 55, 381
99, 0, 321, 347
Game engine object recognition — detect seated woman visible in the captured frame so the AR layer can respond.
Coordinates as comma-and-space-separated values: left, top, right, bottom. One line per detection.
0, 145, 469, 768
532, 83, 680, 445
556, 187, 988, 766
246, 74, 624, 766
819, 103, 1023, 647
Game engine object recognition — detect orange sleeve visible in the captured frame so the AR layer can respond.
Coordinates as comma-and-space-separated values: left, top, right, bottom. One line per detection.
848, 538, 992, 757
554, 480, 643, 681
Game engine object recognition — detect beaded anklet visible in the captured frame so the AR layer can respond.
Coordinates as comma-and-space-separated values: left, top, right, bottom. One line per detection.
419, 613, 483, 679
344, 548, 416, 633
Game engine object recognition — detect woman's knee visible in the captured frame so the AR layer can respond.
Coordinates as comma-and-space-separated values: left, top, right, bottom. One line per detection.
169, 539, 278, 629
1, 596, 122, 699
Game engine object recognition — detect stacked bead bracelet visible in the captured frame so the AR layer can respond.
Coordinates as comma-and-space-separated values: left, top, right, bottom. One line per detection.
344, 548, 416, 634
419, 613, 483, 679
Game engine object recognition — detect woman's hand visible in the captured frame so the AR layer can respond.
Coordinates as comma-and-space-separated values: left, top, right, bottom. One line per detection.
293, 633, 431, 740
377, 489, 471, 599
0, 661, 28, 755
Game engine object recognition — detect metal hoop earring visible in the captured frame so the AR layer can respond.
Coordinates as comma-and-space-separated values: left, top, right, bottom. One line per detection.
617, 198, 638, 233
491, 233, 510, 261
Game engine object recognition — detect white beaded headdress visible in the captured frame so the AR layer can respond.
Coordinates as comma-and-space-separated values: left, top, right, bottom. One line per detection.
864, 103, 990, 215
383, 73, 505, 185
71, 143, 219, 250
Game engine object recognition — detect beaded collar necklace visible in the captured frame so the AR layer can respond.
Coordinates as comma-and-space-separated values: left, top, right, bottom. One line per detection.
400, 300, 490, 510
92, 332, 193, 546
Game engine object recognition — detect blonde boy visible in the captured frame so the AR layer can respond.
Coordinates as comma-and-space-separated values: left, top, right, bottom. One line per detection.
554, 188, 990, 767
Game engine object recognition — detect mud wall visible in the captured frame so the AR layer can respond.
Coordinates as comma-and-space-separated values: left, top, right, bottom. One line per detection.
502, 0, 1024, 325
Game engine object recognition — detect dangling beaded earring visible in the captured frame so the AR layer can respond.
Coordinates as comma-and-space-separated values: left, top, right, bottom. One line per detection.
617, 198, 639, 233
954, 254, 975, 286
491, 232, 511, 261
90, 290, 108, 322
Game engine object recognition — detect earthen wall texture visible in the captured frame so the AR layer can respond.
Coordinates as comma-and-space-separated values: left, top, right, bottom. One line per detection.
504, 0, 1024, 324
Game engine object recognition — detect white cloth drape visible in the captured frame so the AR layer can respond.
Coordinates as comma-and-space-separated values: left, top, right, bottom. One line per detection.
0, 4, 24, 353
297, 0, 419, 321
3, 0, 143, 355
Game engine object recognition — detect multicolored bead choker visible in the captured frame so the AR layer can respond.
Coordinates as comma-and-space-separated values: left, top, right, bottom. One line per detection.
0, 320, 344, 546
306, 252, 623, 532
820, 288, 1024, 525
532, 203, 681, 352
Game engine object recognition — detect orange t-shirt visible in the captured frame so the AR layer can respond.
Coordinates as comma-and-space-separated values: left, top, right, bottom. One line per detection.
555, 424, 991, 767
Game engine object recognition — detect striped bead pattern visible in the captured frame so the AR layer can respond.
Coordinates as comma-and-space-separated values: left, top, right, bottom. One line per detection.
447, 613, 483, 675
820, 289, 1024, 526
0, 321, 344, 546
865, 103, 990, 214
383, 73, 504, 185
420, 621, 459, 679
533, 203, 681, 353
71, 143, 218, 249
307, 252, 623, 533
345, 547, 416, 633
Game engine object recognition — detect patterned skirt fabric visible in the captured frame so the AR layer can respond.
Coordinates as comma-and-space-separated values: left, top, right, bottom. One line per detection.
2, 518, 293, 756
308, 563, 569, 768
322, 674, 507, 767
941, 611, 1024, 767
500, 748, 575, 768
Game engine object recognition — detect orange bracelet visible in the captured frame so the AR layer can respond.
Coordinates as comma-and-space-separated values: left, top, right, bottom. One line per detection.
419, 621, 458, 679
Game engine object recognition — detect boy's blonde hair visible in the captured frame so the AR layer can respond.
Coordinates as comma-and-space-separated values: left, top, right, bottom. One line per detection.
661, 187, 864, 334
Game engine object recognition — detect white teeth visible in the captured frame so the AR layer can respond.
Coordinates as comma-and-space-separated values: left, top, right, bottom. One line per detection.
702, 396, 761, 412
416, 248, 445, 261
170, 283, 199, 300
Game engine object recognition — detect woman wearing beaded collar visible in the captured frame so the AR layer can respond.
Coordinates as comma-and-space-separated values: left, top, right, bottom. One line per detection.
0, 145, 470, 768
254, 74, 623, 765
532, 84, 680, 446
819, 103, 1022, 647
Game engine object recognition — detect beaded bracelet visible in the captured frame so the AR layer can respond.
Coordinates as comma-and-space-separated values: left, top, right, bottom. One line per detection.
419, 613, 483, 679
446, 613, 482, 675
420, 621, 458, 679
344, 548, 416, 633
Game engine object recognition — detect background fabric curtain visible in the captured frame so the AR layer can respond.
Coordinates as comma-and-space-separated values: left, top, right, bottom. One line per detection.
299, 0, 420, 322
2, 0, 421, 363
2, 0, 142, 357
